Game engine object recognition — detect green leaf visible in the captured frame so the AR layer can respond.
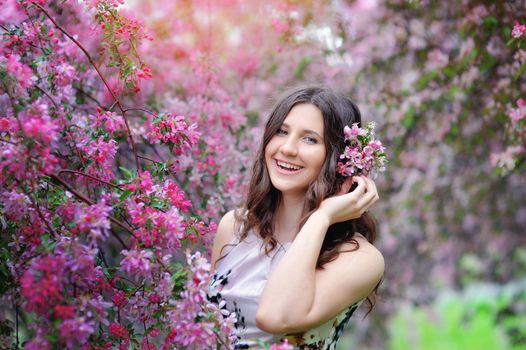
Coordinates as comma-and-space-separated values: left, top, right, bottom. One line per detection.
479, 53, 496, 74
414, 70, 438, 91
294, 56, 312, 79
119, 189, 133, 201
513, 63, 526, 81
119, 166, 134, 181
150, 197, 165, 209
402, 106, 416, 129
483, 16, 498, 28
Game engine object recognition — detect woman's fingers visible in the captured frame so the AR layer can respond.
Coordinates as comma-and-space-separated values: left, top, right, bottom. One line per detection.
349, 176, 367, 198
356, 190, 377, 210
322, 175, 379, 223
366, 176, 379, 200
356, 176, 379, 211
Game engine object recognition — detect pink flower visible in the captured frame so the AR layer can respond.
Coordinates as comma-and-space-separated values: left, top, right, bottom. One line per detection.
0, 189, 29, 220
21, 255, 66, 315
165, 182, 192, 212
139, 170, 154, 193
88, 109, 125, 134
508, 98, 526, 126
146, 113, 201, 155
512, 23, 526, 38
53, 304, 75, 320
369, 139, 384, 151
363, 145, 374, 156
162, 207, 185, 242
343, 123, 366, 140
5, 54, 34, 89
20, 112, 60, 145
54, 62, 77, 86
59, 317, 95, 348
0, 0, 26, 24
120, 249, 153, 278
0, 117, 11, 132
136, 65, 152, 79
76, 201, 112, 241
109, 323, 129, 339
112, 290, 128, 308
426, 49, 449, 70
90, 138, 118, 164
271, 18, 289, 33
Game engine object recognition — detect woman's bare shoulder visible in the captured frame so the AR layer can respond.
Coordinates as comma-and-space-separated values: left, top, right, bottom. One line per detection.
336, 232, 384, 279
210, 209, 240, 269
339, 232, 381, 252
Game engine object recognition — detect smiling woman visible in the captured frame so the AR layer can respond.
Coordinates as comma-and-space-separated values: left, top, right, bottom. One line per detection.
209, 86, 384, 349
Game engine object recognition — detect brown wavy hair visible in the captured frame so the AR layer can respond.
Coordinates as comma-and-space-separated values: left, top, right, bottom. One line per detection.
228, 85, 380, 314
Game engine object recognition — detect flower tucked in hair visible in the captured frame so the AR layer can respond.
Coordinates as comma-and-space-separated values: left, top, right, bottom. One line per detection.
337, 122, 387, 178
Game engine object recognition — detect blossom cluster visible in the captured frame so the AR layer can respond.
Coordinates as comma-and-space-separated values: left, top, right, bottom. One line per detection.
146, 113, 201, 155
512, 22, 526, 39
337, 122, 387, 178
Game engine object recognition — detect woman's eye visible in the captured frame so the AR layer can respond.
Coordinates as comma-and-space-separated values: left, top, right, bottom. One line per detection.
305, 136, 318, 144
277, 128, 287, 135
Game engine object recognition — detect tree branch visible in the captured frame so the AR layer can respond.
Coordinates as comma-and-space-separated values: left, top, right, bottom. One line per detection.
32, 2, 140, 171
122, 107, 157, 117
58, 169, 123, 191
49, 174, 136, 246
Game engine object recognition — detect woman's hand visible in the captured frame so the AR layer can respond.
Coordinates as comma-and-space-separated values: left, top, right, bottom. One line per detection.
317, 175, 379, 225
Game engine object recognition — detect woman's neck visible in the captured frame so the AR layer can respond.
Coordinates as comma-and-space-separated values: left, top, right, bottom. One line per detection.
274, 193, 305, 243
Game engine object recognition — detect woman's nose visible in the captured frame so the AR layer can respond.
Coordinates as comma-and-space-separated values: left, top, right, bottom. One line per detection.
279, 136, 298, 156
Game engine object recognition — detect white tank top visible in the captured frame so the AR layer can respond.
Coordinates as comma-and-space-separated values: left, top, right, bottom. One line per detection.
209, 228, 359, 349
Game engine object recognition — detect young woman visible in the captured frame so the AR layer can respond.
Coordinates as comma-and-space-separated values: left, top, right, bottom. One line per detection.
210, 86, 384, 349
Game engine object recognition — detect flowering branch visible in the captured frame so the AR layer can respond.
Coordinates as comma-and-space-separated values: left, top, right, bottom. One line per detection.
34, 85, 59, 109
137, 154, 162, 164
49, 174, 135, 247
122, 107, 158, 116
20, 183, 58, 238
31, 1, 141, 172
57, 169, 123, 191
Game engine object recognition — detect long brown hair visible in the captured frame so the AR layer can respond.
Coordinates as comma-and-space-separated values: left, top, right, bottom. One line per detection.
230, 85, 380, 313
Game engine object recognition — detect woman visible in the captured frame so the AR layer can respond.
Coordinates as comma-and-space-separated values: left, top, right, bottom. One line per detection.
210, 86, 384, 349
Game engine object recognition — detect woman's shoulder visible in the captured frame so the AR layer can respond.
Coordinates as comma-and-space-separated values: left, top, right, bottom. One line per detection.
210, 209, 243, 269
336, 232, 384, 281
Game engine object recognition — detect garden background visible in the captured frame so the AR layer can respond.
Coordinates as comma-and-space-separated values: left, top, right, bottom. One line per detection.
0, 0, 525, 349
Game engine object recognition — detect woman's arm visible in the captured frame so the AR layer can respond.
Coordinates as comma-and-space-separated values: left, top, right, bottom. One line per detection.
210, 209, 237, 272
256, 176, 384, 334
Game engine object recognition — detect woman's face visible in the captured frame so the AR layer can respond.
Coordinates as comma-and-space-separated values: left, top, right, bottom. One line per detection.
264, 103, 326, 197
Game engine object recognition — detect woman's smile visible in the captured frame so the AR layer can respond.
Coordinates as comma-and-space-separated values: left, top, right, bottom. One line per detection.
274, 159, 304, 174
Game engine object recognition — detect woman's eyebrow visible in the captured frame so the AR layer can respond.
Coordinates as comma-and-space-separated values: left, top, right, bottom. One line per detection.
304, 129, 322, 138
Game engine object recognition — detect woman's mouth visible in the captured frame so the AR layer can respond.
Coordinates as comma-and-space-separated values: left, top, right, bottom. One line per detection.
275, 159, 303, 174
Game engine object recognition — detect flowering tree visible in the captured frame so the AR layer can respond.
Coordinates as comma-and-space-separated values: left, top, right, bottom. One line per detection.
0, 1, 239, 348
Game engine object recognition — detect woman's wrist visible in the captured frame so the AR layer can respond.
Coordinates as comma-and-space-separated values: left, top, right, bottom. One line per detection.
311, 209, 332, 228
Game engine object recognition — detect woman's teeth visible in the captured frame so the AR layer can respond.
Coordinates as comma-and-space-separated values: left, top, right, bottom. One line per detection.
277, 160, 302, 171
